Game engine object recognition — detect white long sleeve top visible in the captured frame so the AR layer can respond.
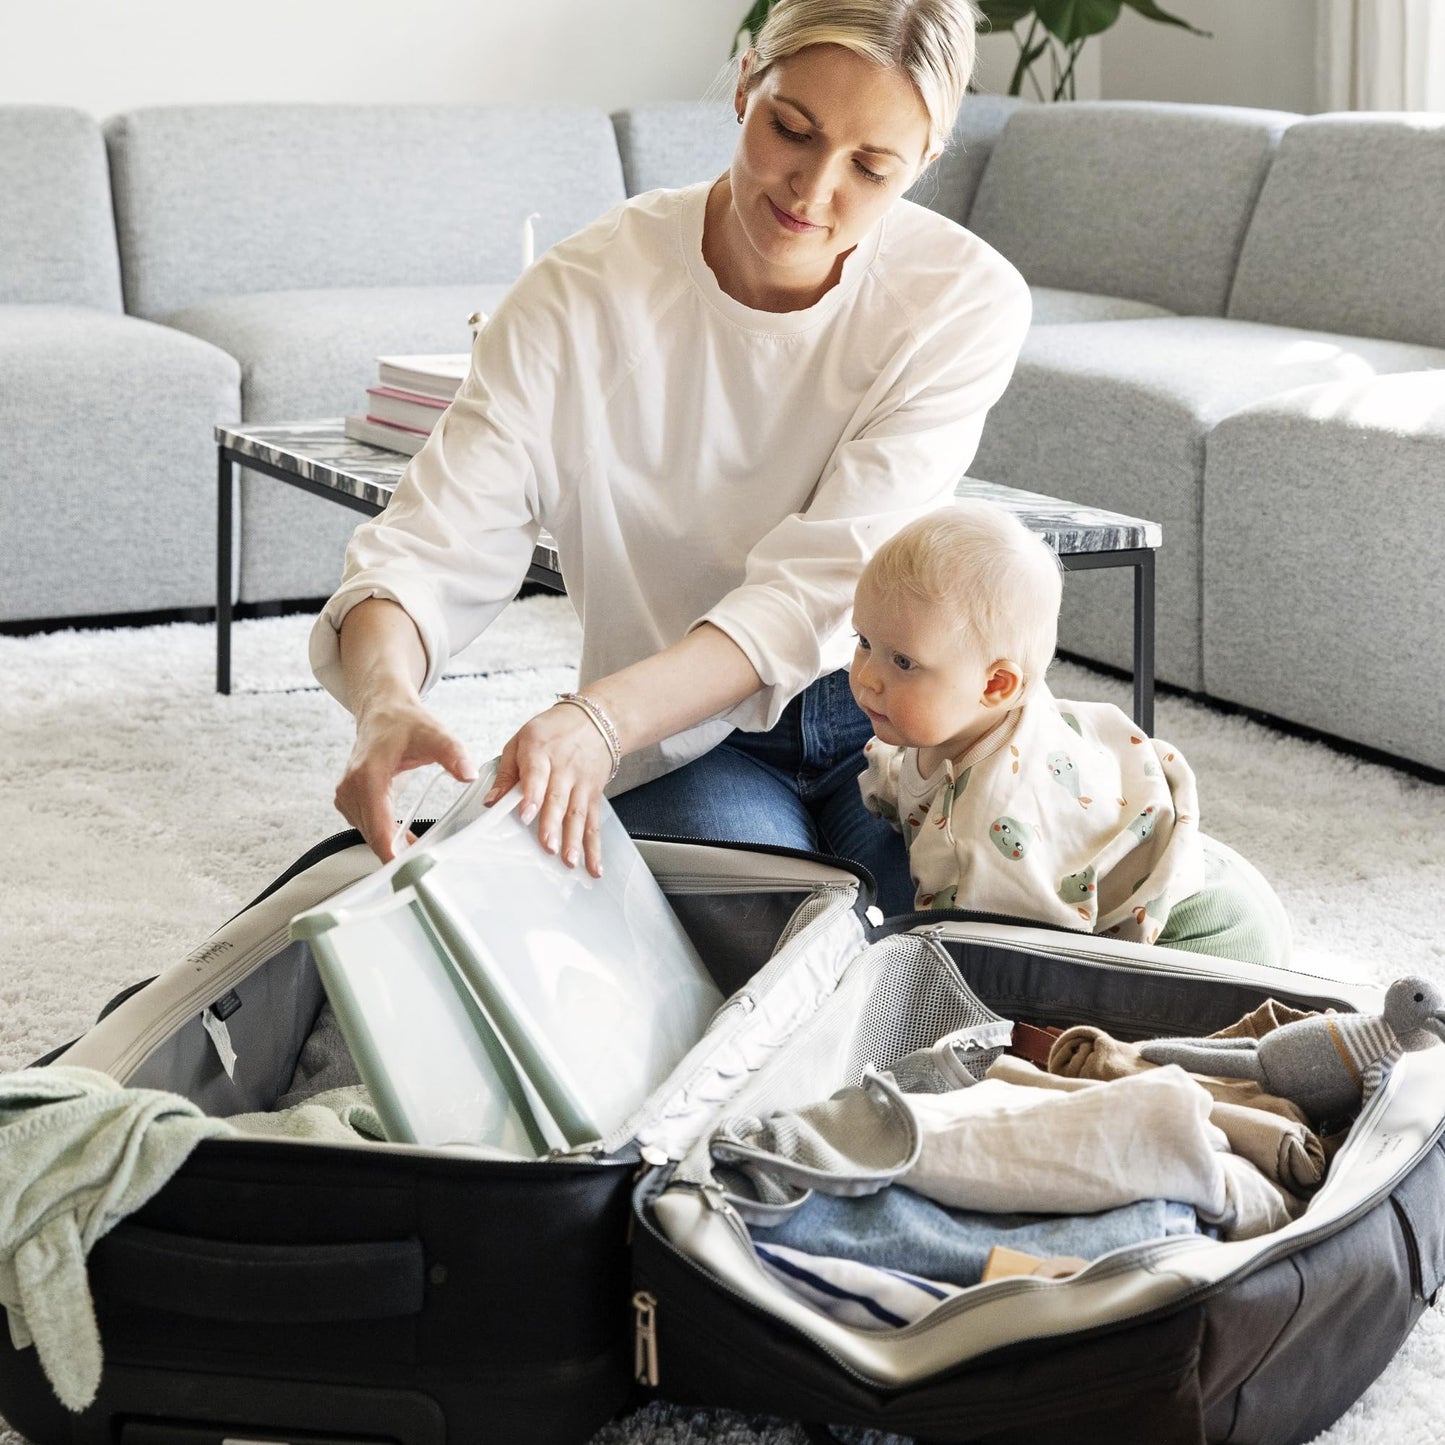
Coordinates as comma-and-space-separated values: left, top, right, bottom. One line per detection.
310, 180, 1031, 791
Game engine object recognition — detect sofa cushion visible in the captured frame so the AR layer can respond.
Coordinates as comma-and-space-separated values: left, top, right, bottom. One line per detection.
970, 316, 1445, 691
1226, 113, 1445, 350
1202, 371, 1445, 770
0, 306, 238, 621
164, 284, 512, 602
1029, 289, 1174, 325
968, 101, 1296, 317
907, 94, 1027, 223
0, 107, 122, 311
106, 105, 628, 319
612, 102, 735, 195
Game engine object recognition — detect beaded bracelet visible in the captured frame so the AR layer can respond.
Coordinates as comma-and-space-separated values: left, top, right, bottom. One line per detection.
556, 691, 622, 783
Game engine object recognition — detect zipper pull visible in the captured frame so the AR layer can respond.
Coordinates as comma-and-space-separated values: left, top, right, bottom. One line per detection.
632, 1290, 659, 1386
701, 1183, 732, 1213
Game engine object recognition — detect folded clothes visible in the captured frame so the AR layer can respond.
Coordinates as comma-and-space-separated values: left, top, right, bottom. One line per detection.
755, 1183, 1204, 1288
905, 1068, 1297, 1240
752, 1240, 963, 1331
710, 1072, 919, 1214
229, 1084, 385, 1143
1211, 999, 1318, 1041
1047, 1024, 1311, 1126
989, 1057, 1327, 1198
275, 1001, 363, 1110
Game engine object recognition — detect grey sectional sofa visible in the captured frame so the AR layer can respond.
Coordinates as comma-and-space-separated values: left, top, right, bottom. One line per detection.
3, 97, 1442, 774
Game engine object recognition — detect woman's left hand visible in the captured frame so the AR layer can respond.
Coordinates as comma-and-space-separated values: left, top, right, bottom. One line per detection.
484, 702, 614, 876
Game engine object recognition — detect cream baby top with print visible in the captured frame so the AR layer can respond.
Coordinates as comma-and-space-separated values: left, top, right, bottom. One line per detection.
858, 685, 1206, 942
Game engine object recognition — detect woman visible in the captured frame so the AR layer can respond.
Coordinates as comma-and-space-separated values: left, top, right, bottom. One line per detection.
311, 0, 1030, 916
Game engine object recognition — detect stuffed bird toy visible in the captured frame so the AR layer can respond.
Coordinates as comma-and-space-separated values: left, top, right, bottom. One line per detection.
1138, 976, 1445, 1124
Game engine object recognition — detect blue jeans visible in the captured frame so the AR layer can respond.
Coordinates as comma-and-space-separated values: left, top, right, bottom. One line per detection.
757, 1186, 1204, 1288
611, 670, 916, 917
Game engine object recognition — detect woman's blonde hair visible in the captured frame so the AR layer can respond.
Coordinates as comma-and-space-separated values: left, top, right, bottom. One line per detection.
745, 0, 981, 153
865, 502, 1063, 687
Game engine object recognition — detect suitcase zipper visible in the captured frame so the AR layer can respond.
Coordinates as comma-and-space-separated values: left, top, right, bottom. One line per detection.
909, 922, 1366, 996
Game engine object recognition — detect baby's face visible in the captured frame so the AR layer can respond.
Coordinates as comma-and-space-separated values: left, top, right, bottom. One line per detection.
849, 575, 995, 759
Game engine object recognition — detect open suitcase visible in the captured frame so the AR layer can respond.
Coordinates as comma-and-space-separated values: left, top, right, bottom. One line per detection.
4, 803, 1443, 1445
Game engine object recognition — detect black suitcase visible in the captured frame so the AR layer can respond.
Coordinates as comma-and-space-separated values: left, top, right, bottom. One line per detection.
0, 827, 873, 1445
3, 826, 1441, 1445
629, 909, 1445, 1445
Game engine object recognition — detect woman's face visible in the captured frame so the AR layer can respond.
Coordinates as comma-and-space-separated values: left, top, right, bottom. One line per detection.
723, 43, 935, 308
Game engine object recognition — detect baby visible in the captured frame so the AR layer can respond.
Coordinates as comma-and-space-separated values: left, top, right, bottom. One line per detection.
851, 502, 1287, 960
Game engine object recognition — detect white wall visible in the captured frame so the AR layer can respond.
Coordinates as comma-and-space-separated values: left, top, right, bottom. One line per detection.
0, 0, 747, 118
0, 0, 1316, 121
1100, 0, 1321, 114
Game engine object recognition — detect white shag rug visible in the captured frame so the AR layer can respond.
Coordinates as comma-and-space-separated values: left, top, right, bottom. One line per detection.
1, 595, 1443, 1445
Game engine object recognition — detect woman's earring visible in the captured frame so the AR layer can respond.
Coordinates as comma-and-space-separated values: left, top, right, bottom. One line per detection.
736, 111, 744, 125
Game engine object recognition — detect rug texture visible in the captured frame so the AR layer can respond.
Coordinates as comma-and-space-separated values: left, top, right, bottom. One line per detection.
1, 596, 1442, 1444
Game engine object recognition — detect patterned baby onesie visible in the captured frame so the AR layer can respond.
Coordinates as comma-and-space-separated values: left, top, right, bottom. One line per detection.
858, 685, 1206, 942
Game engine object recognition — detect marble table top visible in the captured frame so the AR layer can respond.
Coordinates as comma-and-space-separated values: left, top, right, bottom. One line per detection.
217, 421, 1161, 559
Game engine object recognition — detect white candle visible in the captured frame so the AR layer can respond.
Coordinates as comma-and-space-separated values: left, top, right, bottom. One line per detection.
521, 211, 541, 270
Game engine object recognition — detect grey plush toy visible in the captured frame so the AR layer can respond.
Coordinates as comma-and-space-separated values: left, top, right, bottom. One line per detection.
1138, 976, 1445, 1124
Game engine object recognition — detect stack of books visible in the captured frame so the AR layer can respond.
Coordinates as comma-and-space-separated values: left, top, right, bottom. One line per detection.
345, 353, 472, 456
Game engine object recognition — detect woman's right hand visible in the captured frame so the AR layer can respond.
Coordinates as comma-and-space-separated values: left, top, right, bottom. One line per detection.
334, 697, 477, 862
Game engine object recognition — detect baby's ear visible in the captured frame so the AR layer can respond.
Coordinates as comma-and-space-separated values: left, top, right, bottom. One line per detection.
982, 660, 1025, 709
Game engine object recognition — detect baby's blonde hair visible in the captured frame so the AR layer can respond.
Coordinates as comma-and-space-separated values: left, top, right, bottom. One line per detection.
746, 0, 981, 154
865, 502, 1063, 687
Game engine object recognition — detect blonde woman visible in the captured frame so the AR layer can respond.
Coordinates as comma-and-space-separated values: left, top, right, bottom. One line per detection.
312, 0, 1030, 916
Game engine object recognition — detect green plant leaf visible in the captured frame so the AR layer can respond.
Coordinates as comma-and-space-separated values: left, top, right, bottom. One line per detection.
732, 0, 775, 55
1033, 0, 1123, 43
976, 0, 1038, 29
1120, 0, 1212, 37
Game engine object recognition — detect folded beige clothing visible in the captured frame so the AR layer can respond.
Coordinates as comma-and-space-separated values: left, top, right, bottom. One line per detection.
1047, 1025, 1311, 1127
990, 1057, 1327, 1197
1210, 998, 1318, 1041
905, 1066, 1297, 1240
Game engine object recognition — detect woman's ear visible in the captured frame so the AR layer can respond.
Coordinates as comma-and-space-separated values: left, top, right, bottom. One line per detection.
981, 660, 1025, 709
735, 49, 754, 119
910, 148, 942, 187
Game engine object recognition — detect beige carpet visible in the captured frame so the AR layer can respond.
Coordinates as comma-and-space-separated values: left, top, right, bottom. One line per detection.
1, 597, 1442, 1444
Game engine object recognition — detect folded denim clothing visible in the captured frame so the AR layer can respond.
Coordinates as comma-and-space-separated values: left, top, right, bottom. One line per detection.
755, 1183, 1204, 1288
989, 1057, 1327, 1198
752, 1240, 963, 1331
905, 1068, 1297, 1240
1047, 1024, 1311, 1126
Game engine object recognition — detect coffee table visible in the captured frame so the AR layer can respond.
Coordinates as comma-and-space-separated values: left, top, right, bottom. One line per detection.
215, 421, 1161, 731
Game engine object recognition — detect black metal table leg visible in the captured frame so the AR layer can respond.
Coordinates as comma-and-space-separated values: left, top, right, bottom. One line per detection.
1057, 547, 1158, 734
1133, 549, 1156, 737
217, 448, 234, 695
